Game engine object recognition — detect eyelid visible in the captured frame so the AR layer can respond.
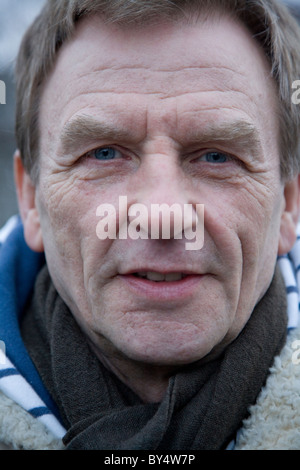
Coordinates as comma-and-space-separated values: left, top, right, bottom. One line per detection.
83, 145, 128, 161
189, 149, 234, 162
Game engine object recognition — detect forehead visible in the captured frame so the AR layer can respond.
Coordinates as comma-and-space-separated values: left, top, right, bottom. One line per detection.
39, 13, 277, 148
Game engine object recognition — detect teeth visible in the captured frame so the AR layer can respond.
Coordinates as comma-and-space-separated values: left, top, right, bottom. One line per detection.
136, 271, 185, 282
146, 271, 166, 281
165, 273, 183, 282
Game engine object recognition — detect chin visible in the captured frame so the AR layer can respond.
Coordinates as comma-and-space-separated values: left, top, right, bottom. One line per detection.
120, 338, 217, 368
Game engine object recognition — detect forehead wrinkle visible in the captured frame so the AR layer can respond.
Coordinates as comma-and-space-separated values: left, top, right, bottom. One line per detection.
72, 66, 247, 98
76, 64, 246, 77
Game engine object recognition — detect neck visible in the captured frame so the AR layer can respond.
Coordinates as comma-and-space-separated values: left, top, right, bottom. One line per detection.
87, 333, 228, 403
89, 342, 181, 403
107, 360, 173, 403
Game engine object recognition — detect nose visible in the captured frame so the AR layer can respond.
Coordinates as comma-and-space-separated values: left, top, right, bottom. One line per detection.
125, 154, 200, 242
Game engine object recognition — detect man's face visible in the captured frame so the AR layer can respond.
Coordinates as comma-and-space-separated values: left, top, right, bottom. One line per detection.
21, 14, 295, 368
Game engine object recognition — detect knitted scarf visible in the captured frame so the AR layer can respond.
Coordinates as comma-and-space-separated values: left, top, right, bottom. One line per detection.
21, 265, 287, 450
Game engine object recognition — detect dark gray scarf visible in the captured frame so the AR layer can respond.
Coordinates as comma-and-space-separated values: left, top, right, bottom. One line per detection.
21, 265, 287, 450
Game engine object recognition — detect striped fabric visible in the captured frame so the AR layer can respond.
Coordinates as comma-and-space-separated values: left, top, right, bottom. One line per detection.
0, 217, 299, 447
0, 351, 66, 439
277, 222, 300, 330
0, 217, 66, 440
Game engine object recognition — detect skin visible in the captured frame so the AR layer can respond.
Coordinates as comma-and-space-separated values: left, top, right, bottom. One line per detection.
15, 13, 300, 402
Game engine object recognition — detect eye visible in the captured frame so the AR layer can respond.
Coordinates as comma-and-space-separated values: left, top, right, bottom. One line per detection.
197, 151, 230, 163
92, 147, 122, 161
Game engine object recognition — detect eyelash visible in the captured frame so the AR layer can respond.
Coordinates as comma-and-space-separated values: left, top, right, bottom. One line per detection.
193, 151, 232, 164
83, 146, 129, 163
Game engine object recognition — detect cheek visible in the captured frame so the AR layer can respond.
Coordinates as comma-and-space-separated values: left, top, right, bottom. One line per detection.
35, 180, 99, 293
38, 176, 102, 248
35, 175, 127, 298
235, 184, 284, 262
202, 178, 283, 312
210, 177, 283, 254
229, 188, 284, 328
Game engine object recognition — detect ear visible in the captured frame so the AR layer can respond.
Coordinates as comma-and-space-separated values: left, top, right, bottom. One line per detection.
278, 174, 300, 256
14, 150, 44, 253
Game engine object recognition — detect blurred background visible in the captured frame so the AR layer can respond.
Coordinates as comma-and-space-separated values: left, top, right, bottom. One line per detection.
0, 0, 45, 227
0, 0, 299, 227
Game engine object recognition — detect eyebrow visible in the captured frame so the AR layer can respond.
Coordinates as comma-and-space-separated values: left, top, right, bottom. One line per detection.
59, 115, 136, 155
59, 114, 262, 158
186, 120, 262, 158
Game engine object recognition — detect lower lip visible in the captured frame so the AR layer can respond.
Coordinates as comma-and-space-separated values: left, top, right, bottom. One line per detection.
118, 274, 204, 301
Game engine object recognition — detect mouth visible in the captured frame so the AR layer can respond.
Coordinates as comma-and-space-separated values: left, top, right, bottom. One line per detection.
118, 269, 203, 301
132, 271, 189, 282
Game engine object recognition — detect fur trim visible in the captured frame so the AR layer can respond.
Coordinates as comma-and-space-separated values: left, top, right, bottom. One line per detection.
0, 391, 64, 450
1, 328, 300, 450
236, 327, 300, 450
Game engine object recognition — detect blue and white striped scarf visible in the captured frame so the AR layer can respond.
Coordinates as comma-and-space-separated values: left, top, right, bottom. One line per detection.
0, 216, 299, 446
0, 217, 66, 439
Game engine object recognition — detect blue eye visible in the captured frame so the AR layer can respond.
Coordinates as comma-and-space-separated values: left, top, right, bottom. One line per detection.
201, 152, 229, 163
94, 147, 121, 161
